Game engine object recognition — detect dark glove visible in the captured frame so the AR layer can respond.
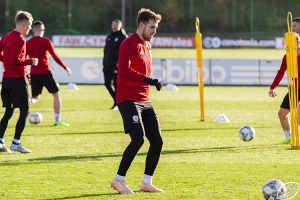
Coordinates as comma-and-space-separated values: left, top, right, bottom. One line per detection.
144, 77, 163, 91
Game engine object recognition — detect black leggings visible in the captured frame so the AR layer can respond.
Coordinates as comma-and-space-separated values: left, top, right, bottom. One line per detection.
117, 101, 163, 176
0, 107, 29, 140
104, 71, 117, 105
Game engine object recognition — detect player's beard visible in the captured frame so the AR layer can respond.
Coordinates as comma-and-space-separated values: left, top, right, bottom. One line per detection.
142, 30, 154, 41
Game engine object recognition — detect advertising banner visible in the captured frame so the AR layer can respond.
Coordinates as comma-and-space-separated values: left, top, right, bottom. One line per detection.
52, 35, 285, 48
0, 57, 286, 86
47, 57, 286, 86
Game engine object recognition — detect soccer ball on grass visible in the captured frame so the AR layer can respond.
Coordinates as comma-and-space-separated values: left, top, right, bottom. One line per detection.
239, 125, 255, 142
262, 179, 287, 200
28, 112, 43, 125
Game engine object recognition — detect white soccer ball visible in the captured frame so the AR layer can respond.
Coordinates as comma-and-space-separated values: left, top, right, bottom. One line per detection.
262, 179, 287, 200
239, 125, 255, 141
28, 112, 43, 125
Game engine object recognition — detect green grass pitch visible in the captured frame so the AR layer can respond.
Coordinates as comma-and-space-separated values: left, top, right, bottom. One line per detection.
0, 85, 299, 199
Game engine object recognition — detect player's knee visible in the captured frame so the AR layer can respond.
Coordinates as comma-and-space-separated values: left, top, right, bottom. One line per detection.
20, 107, 29, 117
132, 136, 145, 148
150, 136, 163, 148
278, 109, 288, 119
4, 108, 13, 119
52, 92, 59, 97
128, 128, 145, 148
158, 137, 163, 148
125, 119, 146, 148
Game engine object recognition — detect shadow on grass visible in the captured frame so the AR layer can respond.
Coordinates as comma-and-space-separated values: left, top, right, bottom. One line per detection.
26, 126, 277, 136
28, 124, 60, 128
43, 192, 119, 200
43, 189, 146, 200
0, 144, 284, 166
25, 130, 124, 136
161, 126, 279, 133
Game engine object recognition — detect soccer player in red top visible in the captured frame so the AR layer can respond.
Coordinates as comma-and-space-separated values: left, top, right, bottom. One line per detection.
111, 8, 163, 194
269, 17, 300, 144
0, 11, 38, 153
27, 21, 72, 126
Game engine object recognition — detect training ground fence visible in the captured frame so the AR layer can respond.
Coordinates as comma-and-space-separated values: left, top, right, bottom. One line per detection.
0, 58, 286, 86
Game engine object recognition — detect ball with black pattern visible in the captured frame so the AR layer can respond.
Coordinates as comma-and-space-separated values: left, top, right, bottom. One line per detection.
262, 179, 287, 200
239, 125, 255, 142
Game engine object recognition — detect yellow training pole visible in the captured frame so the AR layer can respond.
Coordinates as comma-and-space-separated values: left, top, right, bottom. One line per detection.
195, 17, 204, 121
285, 12, 300, 149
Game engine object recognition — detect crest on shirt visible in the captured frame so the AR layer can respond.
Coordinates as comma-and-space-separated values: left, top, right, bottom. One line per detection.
114, 37, 119, 42
132, 115, 139, 123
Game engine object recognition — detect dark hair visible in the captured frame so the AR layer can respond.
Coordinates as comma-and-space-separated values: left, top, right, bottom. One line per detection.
136, 8, 161, 26
15, 10, 33, 23
112, 19, 122, 24
32, 20, 44, 28
293, 17, 300, 22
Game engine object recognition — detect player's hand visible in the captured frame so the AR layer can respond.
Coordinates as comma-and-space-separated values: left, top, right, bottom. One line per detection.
27, 75, 31, 84
32, 58, 38, 66
144, 77, 163, 91
152, 79, 163, 91
66, 67, 72, 76
268, 89, 277, 97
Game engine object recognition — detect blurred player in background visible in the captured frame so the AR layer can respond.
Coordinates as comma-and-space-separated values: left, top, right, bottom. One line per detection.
103, 19, 127, 110
268, 17, 300, 144
111, 8, 163, 194
27, 21, 72, 126
0, 11, 38, 153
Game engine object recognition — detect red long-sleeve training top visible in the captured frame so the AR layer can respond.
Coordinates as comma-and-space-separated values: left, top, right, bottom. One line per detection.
270, 54, 300, 89
116, 33, 152, 104
26, 36, 67, 74
0, 30, 32, 78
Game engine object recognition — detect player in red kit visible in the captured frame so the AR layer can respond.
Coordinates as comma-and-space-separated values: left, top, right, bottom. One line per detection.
27, 21, 72, 126
0, 11, 38, 153
269, 18, 300, 144
111, 8, 163, 194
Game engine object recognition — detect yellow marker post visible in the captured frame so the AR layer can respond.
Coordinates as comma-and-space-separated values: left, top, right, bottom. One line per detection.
285, 12, 300, 149
195, 17, 204, 121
